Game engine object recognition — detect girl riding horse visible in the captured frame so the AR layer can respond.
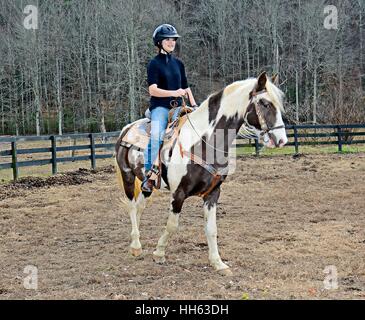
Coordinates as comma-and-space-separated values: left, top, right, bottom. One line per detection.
142, 24, 198, 193
116, 71, 287, 275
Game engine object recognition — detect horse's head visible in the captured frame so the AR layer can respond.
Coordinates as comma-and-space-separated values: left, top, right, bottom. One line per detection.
244, 72, 288, 148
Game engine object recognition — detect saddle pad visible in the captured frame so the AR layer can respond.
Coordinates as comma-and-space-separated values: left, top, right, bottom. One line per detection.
121, 117, 184, 151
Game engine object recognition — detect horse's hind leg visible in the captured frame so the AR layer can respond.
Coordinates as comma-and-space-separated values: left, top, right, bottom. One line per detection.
116, 146, 146, 257
127, 192, 146, 257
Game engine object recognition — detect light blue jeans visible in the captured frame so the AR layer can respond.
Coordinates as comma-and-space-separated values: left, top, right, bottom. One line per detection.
144, 106, 180, 172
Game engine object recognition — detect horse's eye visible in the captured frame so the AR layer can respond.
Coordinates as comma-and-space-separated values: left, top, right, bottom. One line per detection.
261, 101, 269, 108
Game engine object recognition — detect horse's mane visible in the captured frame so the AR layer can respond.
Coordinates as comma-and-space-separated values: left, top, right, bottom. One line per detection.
210, 77, 285, 113
196, 77, 285, 122
264, 79, 285, 113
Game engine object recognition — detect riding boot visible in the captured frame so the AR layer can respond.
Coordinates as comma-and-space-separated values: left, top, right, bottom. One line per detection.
141, 165, 159, 193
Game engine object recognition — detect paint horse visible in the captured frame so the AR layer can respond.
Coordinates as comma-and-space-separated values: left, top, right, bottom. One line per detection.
115, 72, 288, 275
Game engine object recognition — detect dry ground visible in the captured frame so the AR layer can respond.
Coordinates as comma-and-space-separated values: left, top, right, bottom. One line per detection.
0, 153, 364, 300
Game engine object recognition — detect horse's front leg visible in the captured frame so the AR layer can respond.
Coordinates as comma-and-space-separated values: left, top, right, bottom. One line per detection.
153, 191, 184, 264
203, 187, 232, 276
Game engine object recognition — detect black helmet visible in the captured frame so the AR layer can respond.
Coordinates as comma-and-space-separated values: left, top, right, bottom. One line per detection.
152, 24, 181, 46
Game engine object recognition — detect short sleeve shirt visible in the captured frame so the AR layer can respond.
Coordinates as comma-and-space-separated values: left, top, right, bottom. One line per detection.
147, 53, 188, 110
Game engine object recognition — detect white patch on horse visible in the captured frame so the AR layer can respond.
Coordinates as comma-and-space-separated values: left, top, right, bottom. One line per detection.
217, 79, 257, 121
204, 203, 230, 271
273, 108, 288, 147
165, 144, 188, 193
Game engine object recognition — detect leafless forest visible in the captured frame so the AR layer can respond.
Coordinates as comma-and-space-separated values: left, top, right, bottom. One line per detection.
0, 0, 364, 135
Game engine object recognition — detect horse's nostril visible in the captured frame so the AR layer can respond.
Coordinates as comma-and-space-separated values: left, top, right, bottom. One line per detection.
278, 138, 286, 147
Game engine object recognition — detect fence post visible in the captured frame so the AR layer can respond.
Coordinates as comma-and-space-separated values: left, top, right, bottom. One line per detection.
11, 140, 18, 180
90, 133, 96, 170
337, 125, 343, 152
71, 131, 78, 160
51, 136, 57, 175
294, 125, 299, 154
254, 138, 260, 156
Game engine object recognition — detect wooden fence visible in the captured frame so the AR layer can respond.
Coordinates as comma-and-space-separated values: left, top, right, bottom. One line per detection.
0, 124, 364, 181
240, 123, 365, 156
0, 132, 121, 180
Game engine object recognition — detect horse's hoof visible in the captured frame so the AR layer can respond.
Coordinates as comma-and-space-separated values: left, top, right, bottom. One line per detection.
218, 268, 233, 276
130, 247, 142, 257
152, 252, 166, 264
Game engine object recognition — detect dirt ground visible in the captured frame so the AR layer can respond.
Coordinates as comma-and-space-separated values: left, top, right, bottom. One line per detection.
0, 153, 364, 300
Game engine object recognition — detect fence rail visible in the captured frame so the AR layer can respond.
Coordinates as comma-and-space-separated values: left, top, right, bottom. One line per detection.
1, 124, 365, 181
236, 123, 365, 155
0, 132, 121, 180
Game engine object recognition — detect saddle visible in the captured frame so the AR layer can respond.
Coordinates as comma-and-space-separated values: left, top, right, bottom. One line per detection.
120, 106, 192, 152
120, 106, 191, 190
120, 104, 227, 193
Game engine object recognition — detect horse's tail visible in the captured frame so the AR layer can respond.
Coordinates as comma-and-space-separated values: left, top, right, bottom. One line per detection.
114, 157, 142, 203
114, 157, 125, 197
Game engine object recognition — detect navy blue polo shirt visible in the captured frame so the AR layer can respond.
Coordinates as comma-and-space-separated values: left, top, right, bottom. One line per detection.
147, 53, 188, 110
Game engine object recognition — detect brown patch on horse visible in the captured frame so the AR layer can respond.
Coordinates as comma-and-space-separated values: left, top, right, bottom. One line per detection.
116, 145, 136, 201
208, 89, 224, 124
115, 126, 146, 201
245, 103, 261, 129
246, 99, 277, 131
259, 98, 277, 128
170, 164, 225, 214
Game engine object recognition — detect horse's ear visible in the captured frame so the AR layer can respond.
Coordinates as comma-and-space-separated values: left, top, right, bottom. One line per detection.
272, 73, 279, 86
256, 71, 267, 92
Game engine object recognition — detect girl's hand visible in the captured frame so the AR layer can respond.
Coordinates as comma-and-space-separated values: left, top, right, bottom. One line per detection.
174, 89, 187, 97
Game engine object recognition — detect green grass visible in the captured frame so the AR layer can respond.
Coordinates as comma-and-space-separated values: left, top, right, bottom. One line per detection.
1, 141, 365, 184
236, 144, 365, 156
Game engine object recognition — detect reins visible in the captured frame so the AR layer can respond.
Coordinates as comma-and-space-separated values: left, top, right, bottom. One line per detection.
179, 89, 284, 154
248, 89, 285, 135
180, 96, 231, 156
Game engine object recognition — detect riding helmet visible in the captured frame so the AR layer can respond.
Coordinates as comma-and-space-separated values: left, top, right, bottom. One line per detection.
152, 24, 181, 47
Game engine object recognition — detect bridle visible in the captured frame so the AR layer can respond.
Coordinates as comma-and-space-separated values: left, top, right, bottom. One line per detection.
239, 89, 285, 141
176, 89, 285, 155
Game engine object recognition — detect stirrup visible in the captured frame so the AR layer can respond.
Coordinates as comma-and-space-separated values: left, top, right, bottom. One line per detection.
141, 177, 154, 193
150, 165, 160, 176
145, 165, 159, 180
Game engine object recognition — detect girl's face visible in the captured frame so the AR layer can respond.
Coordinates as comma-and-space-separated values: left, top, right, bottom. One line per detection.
161, 38, 177, 53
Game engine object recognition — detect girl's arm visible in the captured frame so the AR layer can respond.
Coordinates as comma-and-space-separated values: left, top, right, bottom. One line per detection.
185, 88, 198, 108
149, 84, 186, 98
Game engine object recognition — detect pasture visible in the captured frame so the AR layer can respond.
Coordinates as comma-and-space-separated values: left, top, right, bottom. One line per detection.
0, 153, 364, 299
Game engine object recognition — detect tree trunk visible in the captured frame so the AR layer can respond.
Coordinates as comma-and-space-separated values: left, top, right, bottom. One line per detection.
296, 69, 299, 122
126, 26, 138, 122
245, 33, 250, 78
56, 57, 63, 135
20, 69, 25, 135
359, 0, 363, 90
86, 39, 92, 129
28, 26, 42, 136
313, 68, 317, 123
0, 89, 4, 134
